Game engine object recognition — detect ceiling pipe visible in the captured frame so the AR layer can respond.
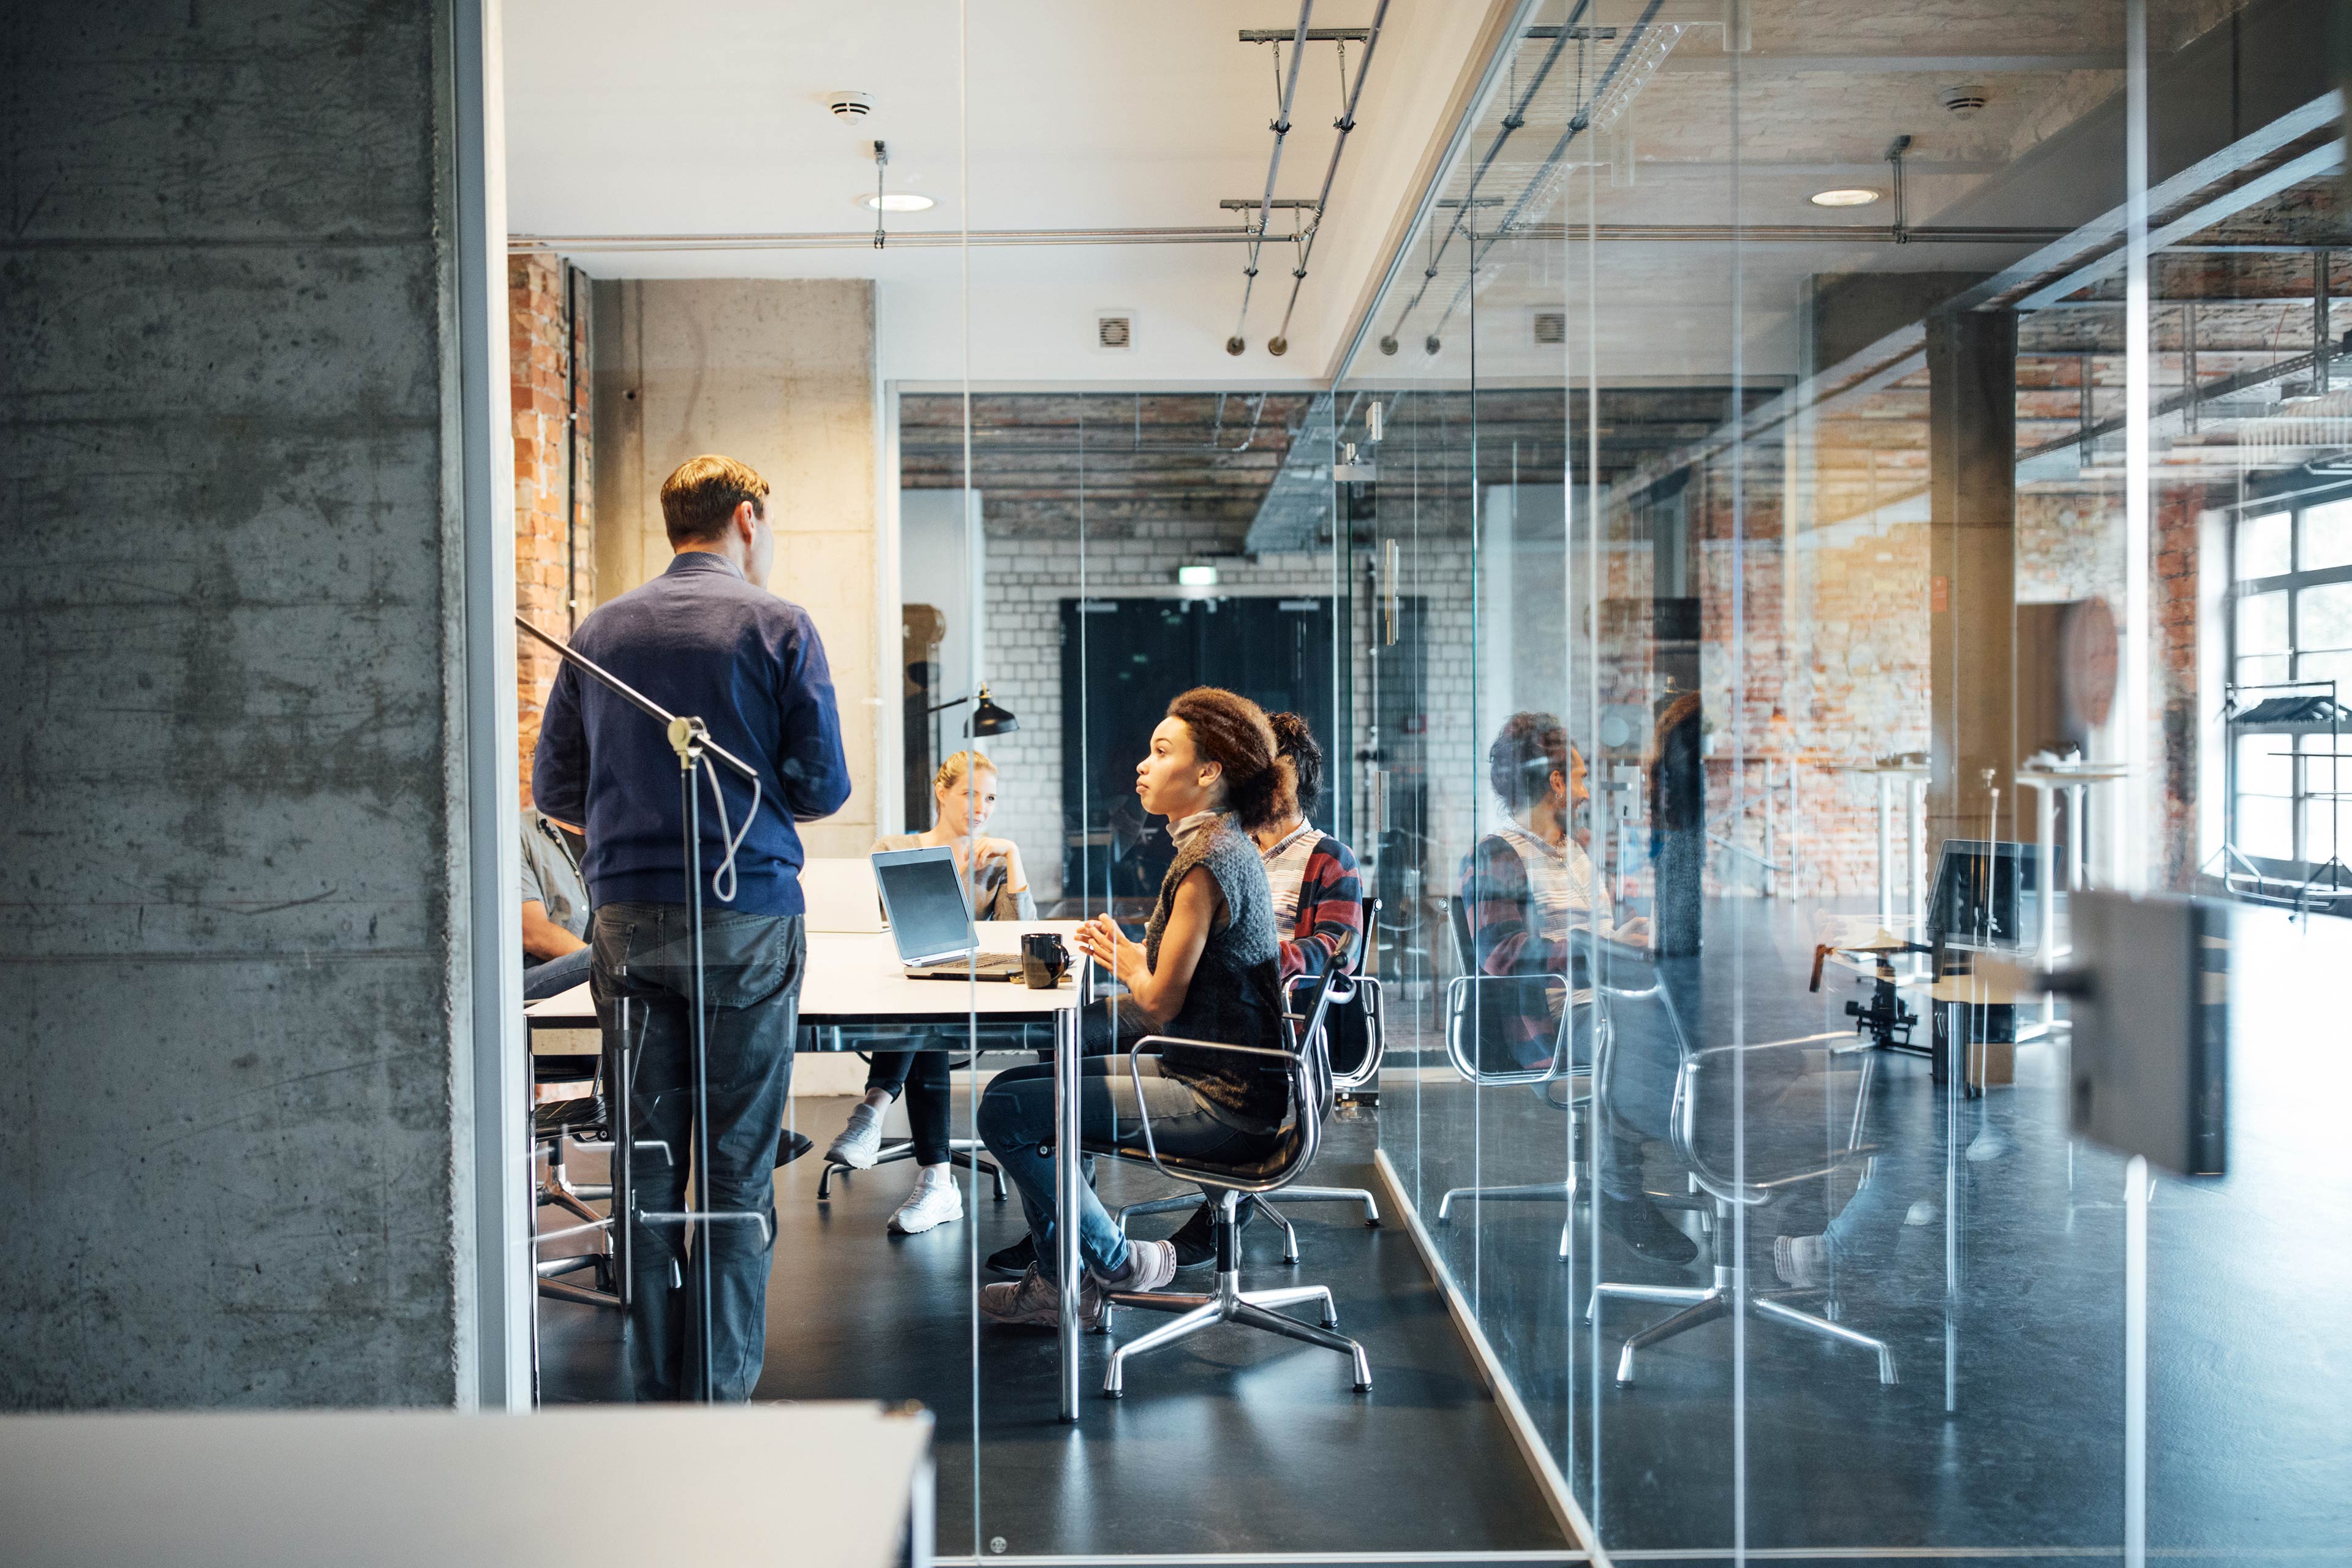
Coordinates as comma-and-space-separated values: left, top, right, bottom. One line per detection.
1264, 0, 1392, 357
505, 225, 1306, 252
1376, 3, 1586, 337
1229, 1, 1316, 356
1416, 0, 1671, 342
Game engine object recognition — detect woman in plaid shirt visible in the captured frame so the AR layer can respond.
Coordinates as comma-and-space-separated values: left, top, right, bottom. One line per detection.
1257, 713, 1364, 984
1458, 712, 1693, 1266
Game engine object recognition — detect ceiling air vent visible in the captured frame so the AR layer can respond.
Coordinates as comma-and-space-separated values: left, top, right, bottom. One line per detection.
1939, 83, 1989, 118
1532, 311, 1567, 346
1098, 314, 1133, 350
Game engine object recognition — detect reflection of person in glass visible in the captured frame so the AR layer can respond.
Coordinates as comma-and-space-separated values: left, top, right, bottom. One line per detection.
974, 688, 1291, 1328
1458, 712, 1697, 1265
1648, 690, 1705, 957
826, 750, 1036, 1239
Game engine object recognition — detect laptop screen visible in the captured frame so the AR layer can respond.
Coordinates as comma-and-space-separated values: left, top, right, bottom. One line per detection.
873, 847, 975, 964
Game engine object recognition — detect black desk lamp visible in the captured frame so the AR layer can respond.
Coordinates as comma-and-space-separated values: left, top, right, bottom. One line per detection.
929, 683, 1019, 737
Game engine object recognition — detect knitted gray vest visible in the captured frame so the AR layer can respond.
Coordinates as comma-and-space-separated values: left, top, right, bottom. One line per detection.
1146, 814, 1288, 1133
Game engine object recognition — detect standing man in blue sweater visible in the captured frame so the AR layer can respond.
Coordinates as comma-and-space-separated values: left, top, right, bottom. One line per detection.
533, 454, 851, 1402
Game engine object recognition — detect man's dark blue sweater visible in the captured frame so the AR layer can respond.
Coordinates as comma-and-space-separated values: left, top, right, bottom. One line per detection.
532, 551, 851, 918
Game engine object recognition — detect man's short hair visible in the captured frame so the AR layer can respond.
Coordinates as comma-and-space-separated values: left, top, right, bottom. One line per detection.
660, 454, 770, 546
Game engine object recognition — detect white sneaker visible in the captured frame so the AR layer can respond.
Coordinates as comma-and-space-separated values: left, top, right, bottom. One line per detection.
826, 1101, 887, 1169
888, 1166, 964, 1235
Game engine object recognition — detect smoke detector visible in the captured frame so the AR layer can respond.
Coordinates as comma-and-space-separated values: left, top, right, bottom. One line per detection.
1939, 83, 1989, 119
829, 91, 873, 122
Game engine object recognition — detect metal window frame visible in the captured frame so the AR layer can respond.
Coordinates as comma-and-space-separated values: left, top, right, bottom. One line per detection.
2226, 488, 2352, 868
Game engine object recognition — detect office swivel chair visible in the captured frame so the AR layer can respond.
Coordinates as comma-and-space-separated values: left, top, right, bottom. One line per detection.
1114, 897, 1386, 1260
1584, 937, 1898, 1387
812, 1023, 1016, 1204
1095, 968, 1374, 1398
531, 1038, 621, 1308
1432, 895, 1594, 1260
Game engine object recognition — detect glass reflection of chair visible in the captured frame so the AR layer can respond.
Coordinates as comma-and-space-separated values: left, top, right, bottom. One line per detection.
1585, 937, 1898, 1387
1432, 896, 1591, 1261
1114, 910, 1386, 1262
1096, 968, 1374, 1398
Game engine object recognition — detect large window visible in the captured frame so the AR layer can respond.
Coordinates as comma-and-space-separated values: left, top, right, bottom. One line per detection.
2230, 492, 2352, 872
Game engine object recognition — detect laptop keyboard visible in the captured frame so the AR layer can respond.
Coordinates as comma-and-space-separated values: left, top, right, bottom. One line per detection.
906, 953, 1027, 979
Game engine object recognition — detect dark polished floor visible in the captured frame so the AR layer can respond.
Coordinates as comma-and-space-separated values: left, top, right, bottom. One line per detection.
537, 1104, 1572, 1562
534, 896, 2349, 1562
1377, 897, 2352, 1562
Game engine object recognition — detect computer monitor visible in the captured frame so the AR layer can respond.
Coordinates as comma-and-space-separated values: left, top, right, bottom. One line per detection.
872, 846, 976, 965
1926, 839, 2042, 952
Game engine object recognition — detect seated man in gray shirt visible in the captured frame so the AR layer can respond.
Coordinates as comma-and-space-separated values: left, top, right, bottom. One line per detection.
522, 805, 592, 1002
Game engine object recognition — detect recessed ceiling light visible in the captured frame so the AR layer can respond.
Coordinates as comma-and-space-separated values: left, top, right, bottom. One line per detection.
861, 192, 935, 213
1809, 187, 1882, 208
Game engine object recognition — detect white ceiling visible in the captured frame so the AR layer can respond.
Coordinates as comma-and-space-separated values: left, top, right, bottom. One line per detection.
502, 0, 1498, 384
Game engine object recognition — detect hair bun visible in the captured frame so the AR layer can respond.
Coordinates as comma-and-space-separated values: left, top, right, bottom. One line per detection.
1164, 687, 1284, 833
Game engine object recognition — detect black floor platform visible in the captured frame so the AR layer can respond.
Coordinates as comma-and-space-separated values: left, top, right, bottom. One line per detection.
537, 1107, 1574, 1562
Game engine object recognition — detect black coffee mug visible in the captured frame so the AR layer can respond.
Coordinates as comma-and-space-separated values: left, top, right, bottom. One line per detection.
1022, 932, 1072, 989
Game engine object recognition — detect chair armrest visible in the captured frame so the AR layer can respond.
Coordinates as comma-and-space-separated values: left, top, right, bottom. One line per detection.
1121, 1035, 1305, 1186
1671, 1042, 1877, 1202
1442, 972, 1583, 1086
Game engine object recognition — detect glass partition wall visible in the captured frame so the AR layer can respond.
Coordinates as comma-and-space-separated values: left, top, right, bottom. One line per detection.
1335, 0, 2348, 1560
535, 0, 2346, 1559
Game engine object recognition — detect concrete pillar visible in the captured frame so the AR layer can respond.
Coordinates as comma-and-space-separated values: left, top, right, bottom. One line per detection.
1926, 309, 2020, 858
592, 279, 884, 858
0, 3, 519, 1407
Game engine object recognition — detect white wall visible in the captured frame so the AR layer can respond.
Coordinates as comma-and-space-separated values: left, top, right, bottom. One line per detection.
594, 278, 887, 856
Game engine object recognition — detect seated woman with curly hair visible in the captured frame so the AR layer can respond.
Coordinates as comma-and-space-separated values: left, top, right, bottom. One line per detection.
975, 687, 1292, 1328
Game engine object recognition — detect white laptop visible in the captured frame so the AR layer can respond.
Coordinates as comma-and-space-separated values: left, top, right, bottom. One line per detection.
872, 846, 1026, 980
801, 856, 887, 934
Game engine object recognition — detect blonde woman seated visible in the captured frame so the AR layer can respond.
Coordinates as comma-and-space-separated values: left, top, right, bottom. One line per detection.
824, 750, 1036, 1237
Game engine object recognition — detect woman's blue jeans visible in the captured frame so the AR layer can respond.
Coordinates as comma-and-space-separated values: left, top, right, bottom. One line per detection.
976, 1056, 1270, 1280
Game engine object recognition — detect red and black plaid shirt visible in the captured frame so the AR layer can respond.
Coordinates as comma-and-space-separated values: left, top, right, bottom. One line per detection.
1458, 832, 1574, 1070
1276, 834, 1364, 984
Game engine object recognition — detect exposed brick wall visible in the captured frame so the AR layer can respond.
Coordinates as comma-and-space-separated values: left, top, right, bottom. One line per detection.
2154, 481, 2212, 889
510, 249, 592, 807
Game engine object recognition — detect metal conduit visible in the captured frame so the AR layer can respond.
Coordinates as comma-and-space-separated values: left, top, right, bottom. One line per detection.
1379, 1, 1587, 336
506, 222, 2060, 257
1264, 0, 1392, 356
505, 226, 1305, 253
1417, 0, 1670, 344
1229, 1, 1317, 355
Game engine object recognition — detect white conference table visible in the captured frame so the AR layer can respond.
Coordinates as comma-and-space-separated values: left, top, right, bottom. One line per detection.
1, 1403, 933, 1568
527, 921, 1097, 1422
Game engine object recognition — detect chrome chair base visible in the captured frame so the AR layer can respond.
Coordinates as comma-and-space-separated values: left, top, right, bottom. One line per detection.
535, 1130, 620, 1307
1434, 1178, 1577, 1222
816, 1136, 1009, 1202
1102, 1196, 1372, 1398
1115, 1185, 1381, 1266
1588, 1265, 1898, 1387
